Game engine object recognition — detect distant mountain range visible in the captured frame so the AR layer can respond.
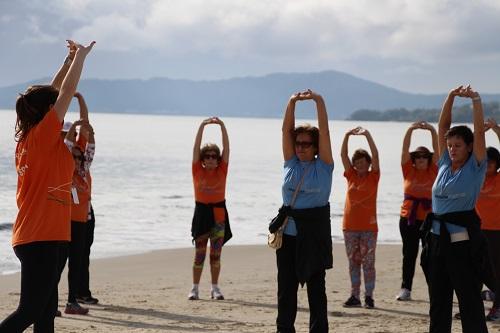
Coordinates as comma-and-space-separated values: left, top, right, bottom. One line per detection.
1, 70, 499, 119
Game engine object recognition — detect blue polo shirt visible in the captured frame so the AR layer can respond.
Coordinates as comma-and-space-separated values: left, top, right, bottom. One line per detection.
431, 150, 486, 235
282, 156, 334, 236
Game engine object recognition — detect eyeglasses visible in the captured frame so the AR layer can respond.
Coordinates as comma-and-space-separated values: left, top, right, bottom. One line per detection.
203, 154, 218, 160
295, 141, 313, 149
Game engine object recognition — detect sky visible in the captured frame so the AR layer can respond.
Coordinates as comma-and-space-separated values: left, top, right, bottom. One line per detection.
1, 0, 500, 93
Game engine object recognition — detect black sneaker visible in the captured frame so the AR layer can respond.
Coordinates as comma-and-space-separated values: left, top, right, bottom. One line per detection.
343, 295, 361, 308
76, 295, 99, 305
364, 296, 375, 309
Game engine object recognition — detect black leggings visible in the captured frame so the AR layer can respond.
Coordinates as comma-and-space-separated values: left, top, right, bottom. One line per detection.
399, 217, 423, 291
79, 206, 95, 298
483, 230, 500, 308
428, 234, 487, 333
67, 221, 87, 303
0, 241, 68, 333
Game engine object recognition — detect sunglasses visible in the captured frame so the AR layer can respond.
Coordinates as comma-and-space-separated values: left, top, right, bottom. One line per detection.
203, 154, 218, 160
295, 141, 313, 149
414, 153, 430, 159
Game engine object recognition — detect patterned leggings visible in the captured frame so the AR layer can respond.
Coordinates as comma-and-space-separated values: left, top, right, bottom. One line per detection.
193, 221, 225, 269
343, 231, 377, 298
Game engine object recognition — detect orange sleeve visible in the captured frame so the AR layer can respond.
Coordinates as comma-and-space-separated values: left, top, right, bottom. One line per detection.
218, 160, 228, 176
344, 167, 355, 180
371, 169, 381, 183
402, 160, 413, 179
192, 161, 203, 177
32, 109, 61, 149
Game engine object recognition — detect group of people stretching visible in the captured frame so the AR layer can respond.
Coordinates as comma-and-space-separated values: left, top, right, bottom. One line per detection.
0, 39, 499, 333
190, 86, 500, 333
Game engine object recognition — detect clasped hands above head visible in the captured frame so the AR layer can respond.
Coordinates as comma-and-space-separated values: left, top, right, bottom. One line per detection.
449, 85, 480, 99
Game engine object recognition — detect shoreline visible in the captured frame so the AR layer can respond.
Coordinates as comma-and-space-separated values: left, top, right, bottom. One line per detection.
1, 244, 492, 332
0, 238, 405, 277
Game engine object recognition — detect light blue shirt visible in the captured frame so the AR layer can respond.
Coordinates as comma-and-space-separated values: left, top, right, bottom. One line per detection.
431, 151, 486, 235
282, 156, 334, 236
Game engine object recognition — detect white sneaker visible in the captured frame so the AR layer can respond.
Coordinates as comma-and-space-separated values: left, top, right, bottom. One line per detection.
396, 288, 411, 301
188, 288, 199, 300
211, 287, 224, 300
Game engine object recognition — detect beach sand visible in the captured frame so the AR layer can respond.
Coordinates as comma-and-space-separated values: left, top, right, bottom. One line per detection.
0, 244, 497, 332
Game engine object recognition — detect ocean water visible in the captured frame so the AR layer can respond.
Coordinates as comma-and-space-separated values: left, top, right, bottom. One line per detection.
2, 108, 495, 275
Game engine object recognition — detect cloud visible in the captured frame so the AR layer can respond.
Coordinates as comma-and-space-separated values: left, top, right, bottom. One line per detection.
29, 0, 497, 65
1, 0, 500, 92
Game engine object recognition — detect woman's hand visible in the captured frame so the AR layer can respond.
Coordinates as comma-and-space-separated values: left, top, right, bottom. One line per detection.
460, 85, 480, 99
68, 40, 96, 58
485, 118, 498, 132
449, 85, 464, 98
66, 40, 77, 60
211, 117, 225, 126
351, 126, 368, 136
419, 121, 435, 131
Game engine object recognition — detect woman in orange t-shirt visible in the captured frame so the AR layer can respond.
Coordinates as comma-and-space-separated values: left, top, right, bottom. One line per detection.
476, 118, 500, 321
341, 126, 380, 309
396, 121, 438, 301
0, 40, 95, 332
188, 117, 231, 301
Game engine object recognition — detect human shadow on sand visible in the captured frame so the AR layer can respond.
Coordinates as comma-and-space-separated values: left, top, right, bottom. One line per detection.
61, 303, 247, 331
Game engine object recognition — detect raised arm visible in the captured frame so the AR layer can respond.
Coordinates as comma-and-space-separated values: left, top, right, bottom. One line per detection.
53, 40, 95, 122
307, 90, 333, 164
282, 93, 299, 161
485, 118, 500, 144
421, 121, 439, 164
402, 123, 418, 165
74, 92, 89, 121
362, 128, 380, 172
464, 86, 486, 163
341, 130, 353, 172
193, 118, 211, 163
51, 41, 76, 90
213, 117, 229, 163
438, 86, 462, 158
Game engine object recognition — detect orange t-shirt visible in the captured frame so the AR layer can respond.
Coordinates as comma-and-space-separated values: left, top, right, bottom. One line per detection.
476, 173, 500, 230
13, 109, 75, 246
71, 136, 92, 222
343, 167, 380, 232
192, 160, 228, 222
71, 172, 91, 222
400, 160, 438, 221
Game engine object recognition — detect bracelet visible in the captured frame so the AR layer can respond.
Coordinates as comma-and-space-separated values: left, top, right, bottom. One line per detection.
472, 96, 481, 102
64, 57, 73, 66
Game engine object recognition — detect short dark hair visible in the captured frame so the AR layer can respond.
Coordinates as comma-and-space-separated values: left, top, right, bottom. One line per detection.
487, 147, 500, 171
352, 149, 372, 165
410, 146, 433, 164
445, 125, 474, 145
200, 143, 221, 162
15, 85, 59, 142
294, 124, 319, 153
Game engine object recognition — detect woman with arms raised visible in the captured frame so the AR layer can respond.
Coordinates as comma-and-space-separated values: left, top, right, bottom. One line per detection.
426, 85, 488, 333
0, 40, 95, 333
189, 117, 231, 301
340, 126, 380, 309
396, 121, 438, 301
275, 89, 334, 332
